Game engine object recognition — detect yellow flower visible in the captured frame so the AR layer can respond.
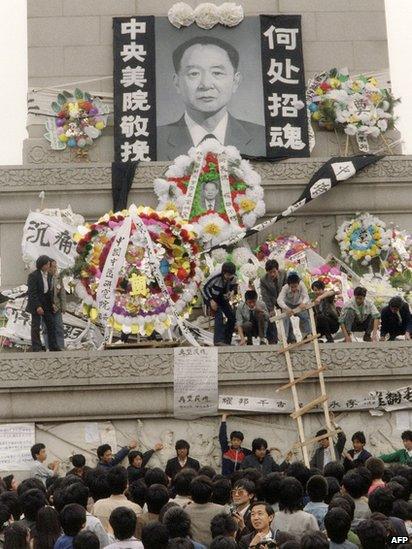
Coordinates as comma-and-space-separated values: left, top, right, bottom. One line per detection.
348, 115, 359, 124
329, 77, 341, 89
315, 86, 324, 95
239, 198, 256, 213
371, 92, 381, 105
204, 222, 222, 236
145, 322, 155, 336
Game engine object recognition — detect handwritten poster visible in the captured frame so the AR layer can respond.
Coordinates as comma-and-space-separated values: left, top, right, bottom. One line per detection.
0, 423, 35, 471
174, 347, 218, 419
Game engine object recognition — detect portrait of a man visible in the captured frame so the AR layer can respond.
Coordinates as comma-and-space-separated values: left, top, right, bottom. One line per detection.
157, 35, 266, 160
200, 180, 224, 213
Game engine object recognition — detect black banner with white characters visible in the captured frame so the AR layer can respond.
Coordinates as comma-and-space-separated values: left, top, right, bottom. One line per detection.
260, 15, 309, 159
113, 16, 157, 162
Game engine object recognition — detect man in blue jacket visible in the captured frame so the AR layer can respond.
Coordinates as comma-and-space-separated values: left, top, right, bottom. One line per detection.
96, 439, 138, 470
219, 413, 251, 476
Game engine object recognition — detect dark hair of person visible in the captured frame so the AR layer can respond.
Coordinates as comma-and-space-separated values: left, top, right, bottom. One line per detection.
306, 475, 328, 503
401, 430, 412, 442
198, 466, 216, 480
0, 505, 11, 533
0, 492, 21, 521
84, 469, 110, 502
147, 484, 170, 514
341, 471, 369, 499
256, 472, 282, 505
212, 478, 231, 505
3, 522, 29, 548
287, 462, 311, 490
356, 519, 387, 549
18, 488, 46, 521
2, 476, 15, 492
162, 506, 192, 538
141, 522, 169, 549
244, 290, 258, 301
30, 443, 45, 461
158, 502, 179, 523
60, 481, 89, 509
229, 430, 244, 442
233, 478, 255, 495
145, 467, 169, 488
35, 255, 50, 270
324, 476, 341, 504
265, 259, 279, 272
109, 506, 137, 541
286, 272, 300, 285
324, 508, 351, 544
32, 506, 61, 549
368, 486, 395, 516
240, 469, 263, 486
221, 262, 236, 276
167, 538, 194, 549
365, 457, 385, 480
278, 477, 303, 513
73, 530, 100, 549
70, 454, 86, 468
328, 494, 355, 521
392, 499, 412, 521
210, 536, 237, 549
128, 467, 145, 484
107, 465, 128, 495
323, 461, 345, 483
354, 286, 367, 297
390, 475, 411, 500
127, 479, 147, 508
300, 531, 329, 549
210, 513, 238, 539
279, 542, 301, 549
311, 280, 325, 291
96, 444, 111, 459
315, 428, 327, 438
251, 438, 268, 453
250, 501, 274, 517
387, 480, 406, 501
351, 431, 366, 444
172, 469, 197, 496
172, 36, 240, 73
59, 503, 85, 537
355, 465, 372, 488
128, 450, 144, 466
190, 475, 213, 504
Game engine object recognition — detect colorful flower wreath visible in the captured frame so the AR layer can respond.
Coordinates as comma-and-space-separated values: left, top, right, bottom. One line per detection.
44, 88, 109, 151
74, 206, 203, 336
154, 139, 265, 245
254, 235, 315, 264
336, 213, 392, 267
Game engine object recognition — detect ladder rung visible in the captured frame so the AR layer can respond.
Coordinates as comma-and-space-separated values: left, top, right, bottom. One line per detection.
292, 428, 342, 449
290, 395, 328, 419
269, 302, 316, 323
278, 334, 320, 353
276, 365, 327, 392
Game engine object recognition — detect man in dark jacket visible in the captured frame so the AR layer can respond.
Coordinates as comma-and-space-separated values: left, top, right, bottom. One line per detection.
380, 296, 412, 341
165, 439, 200, 480
311, 280, 340, 343
259, 259, 291, 344
26, 255, 60, 351
96, 440, 137, 470
310, 424, 346, 471
241, 438, 290, 474
343, 431, 372, 471
127, 443, 163, 482
219, 413, 251, 476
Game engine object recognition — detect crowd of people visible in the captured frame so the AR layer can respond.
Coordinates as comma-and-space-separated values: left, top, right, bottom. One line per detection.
1, 417, 412, 548
202, 260, 412, 346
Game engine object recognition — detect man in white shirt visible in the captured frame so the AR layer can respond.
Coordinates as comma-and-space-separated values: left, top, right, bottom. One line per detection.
277, 272, 311, 342
29, 442, 59, 486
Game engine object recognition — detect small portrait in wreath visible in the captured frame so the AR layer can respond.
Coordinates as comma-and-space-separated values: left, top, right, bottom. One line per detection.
200, 180, 224, 213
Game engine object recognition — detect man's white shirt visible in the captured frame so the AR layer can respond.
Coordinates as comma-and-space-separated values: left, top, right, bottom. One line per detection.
184, 112, 228, 146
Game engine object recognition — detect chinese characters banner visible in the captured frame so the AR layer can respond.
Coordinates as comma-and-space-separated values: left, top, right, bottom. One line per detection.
113, 16, 157, 162
260, 15, 309, 158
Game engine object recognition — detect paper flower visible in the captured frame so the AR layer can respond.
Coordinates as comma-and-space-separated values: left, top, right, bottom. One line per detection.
217, 2, 244, 26
194, 3, 220, 29
168, 2, 195, 28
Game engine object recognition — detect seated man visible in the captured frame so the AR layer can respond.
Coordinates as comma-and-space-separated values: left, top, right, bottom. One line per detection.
236, 290, 269, 345
339, 286, 380, 342
380, 296, 412, 341
311, 280, 339, 343
379, 429, 412, 466
277, 272, 311, 342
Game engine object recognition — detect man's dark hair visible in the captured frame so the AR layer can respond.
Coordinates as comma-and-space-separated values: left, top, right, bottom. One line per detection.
300, 531, 329, 549
0, 505, 11, 532
351, 431, 366, 444
240, 469, 262, 486
127, 479, 147, 508
325, 476, 341, 504
198, 466, 216, 479
342, 470, 370, 499
356, 519, 387, 549
244, 290, 258, 301
145, 468, 169, 488
190, 475, 213, 504
392, 499, 412, 521
61, 481, 89, 509
109, 506, 137, 540
141, 522, 169, 549
323, 461, 345, 483
212, 478, 231, 505
18, 488, 46, 521
210, 536, 237, 549
286, 272, 300, 285
390, 475, 411, 500
221, 262, 236, 276
31, 506, 61, 548
368, 486, 395, 516
315, 428, 327, 438
0, 492, 21, 521
167, 539, 194, 549
229, 430, 244, 442
70, 454, 86, 468
163, 506, 191, 538
35, 255, 50, 270
251, 438, 267, 453
84, 470, 110, 502
233, 478, 255, 495
365, 457, 385, 480
175, 440, 190, 452
172, 36, 240, 73
278, 477, 303, 513
265, 259, 279, 272
73, 530, 100, 549
250, 501, 274, 517
128, 450, 144, 466
401, 430, 412, 442
60, 503, 86, 537
210, 512, 238, 539
311, 280, 325, 291
172, 469, 197, 496
96, 444, 111, 459
3, 523, 29, 547
107, 466, 128, 495
159, 502, 179, 523
256, 472, 282, 505
324, 508, 351, 544
286, 462, 311, 491
306, 475, 327, 503
147, 484, 170, 514
329, 494, 355, 521
30, 443, 45, 461
354, 286, 367, 297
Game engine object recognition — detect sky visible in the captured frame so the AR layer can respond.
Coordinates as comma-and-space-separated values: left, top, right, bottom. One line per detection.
0, 1, 411, 165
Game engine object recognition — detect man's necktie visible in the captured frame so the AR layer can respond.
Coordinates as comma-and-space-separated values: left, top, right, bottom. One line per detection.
200, 133, 217, 143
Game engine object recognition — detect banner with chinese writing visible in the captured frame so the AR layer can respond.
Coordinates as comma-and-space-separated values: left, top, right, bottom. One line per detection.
113, 15, 308, 161
0, 423, 35, 471
21, 212, 77, 269
174, 347, 218, 419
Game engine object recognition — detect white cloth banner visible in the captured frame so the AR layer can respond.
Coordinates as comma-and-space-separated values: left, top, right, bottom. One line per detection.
218, 153, 241, 229
181, 151, 205, 221
22, 212, 77, 269
219, 395, 292, 413
174, 347, 218, 419
97, 216, 132, 329
0, 423, 35, 471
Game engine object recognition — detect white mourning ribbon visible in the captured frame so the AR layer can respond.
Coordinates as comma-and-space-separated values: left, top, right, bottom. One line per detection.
181, 150, 205, 221
217, 153, 241, 230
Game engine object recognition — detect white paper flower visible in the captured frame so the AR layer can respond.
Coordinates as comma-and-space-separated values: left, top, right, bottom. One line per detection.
194, 3, 220, 29
242, 212, 257, 227
377, 119, 388, 132
232, 246, 253, 265
217, 2, 244, 27
211, 248, 228, 263
193, 214, 229, 242
168, 2, 195, 28
239, 262, 258, 281
344, 124, 358, 136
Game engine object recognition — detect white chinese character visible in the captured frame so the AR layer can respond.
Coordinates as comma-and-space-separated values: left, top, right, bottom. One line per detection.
284, 123, 305, 150
268, 93, 300, 117
121, 67, 146, 89
121, 140, 151, 162
309, 178, 332, 198
120, 115, 149, 138
267, 93, 282, 117
267, 58, 299, 84
122, 90, 151, 111
269, 127, 284, 147
121, 18, 146, 39
120, 42, 147, 63
263, 25, 299, 51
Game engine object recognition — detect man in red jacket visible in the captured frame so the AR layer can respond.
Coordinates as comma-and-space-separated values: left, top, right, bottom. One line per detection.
219, 413, 251, 476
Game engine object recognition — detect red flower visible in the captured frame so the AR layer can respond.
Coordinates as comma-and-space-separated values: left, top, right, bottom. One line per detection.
320, 82, 331, 91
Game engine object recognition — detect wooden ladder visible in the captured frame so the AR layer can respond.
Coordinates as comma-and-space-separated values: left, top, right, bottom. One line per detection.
270, 304, 339, 467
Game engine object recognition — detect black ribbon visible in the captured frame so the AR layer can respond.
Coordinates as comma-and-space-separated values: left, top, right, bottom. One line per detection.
111, 161, 139, 212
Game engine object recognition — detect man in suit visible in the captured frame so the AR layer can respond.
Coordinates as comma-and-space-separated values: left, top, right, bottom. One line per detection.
26, 255, 60, 352
200, 180, 224, 213
310, 422, 346, 471
165, 439, 200, 480
157, 36, 266, 160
